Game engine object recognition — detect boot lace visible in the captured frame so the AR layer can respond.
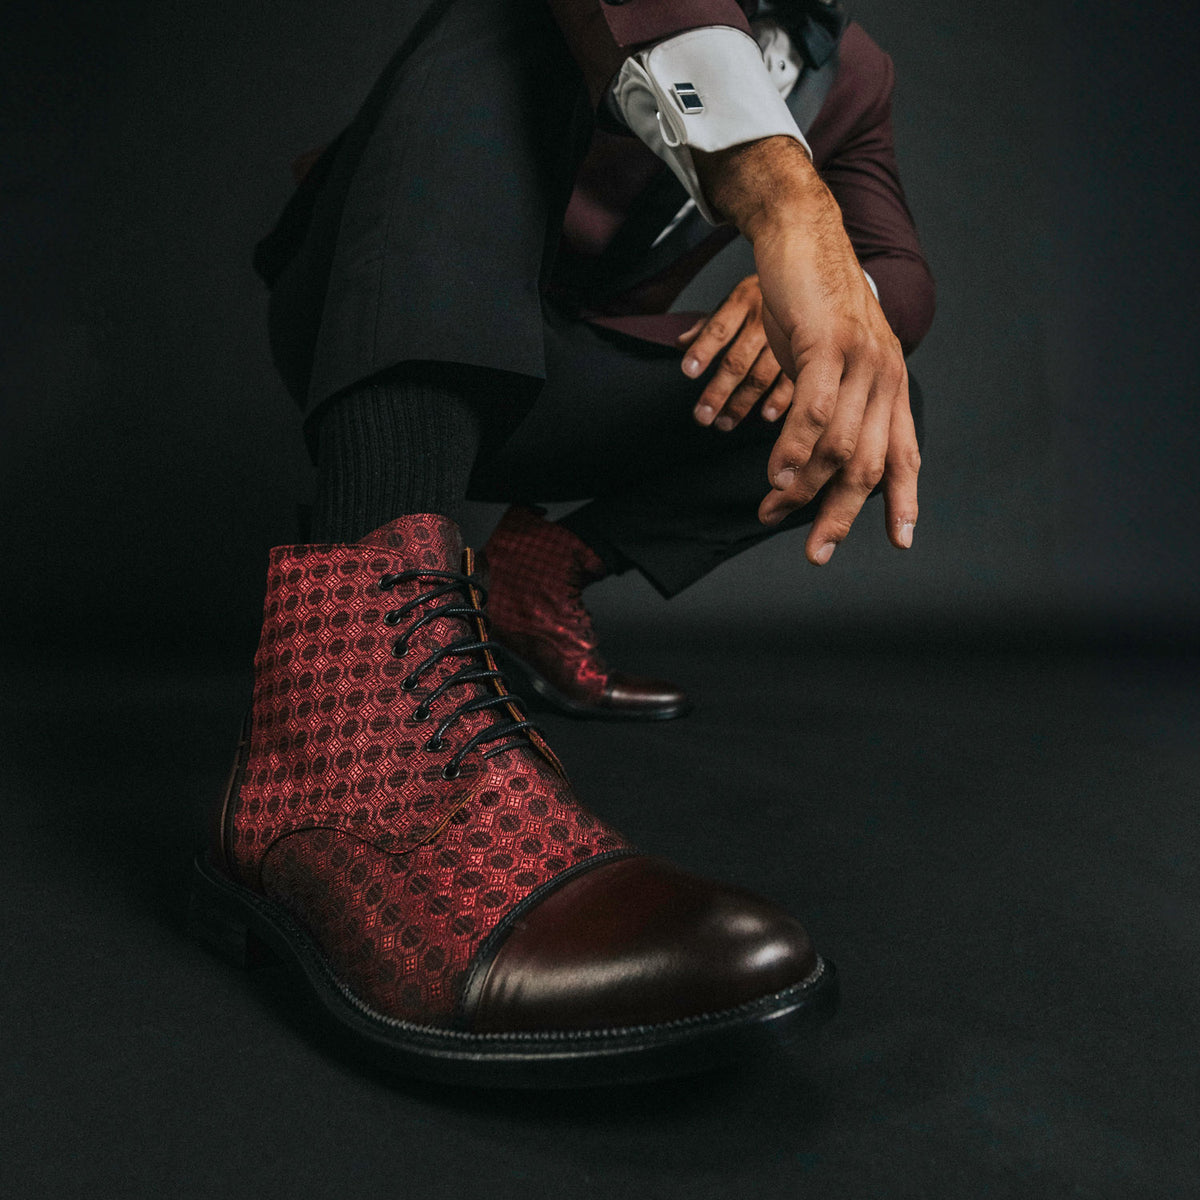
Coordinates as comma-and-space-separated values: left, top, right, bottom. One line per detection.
378, 568, 537, 779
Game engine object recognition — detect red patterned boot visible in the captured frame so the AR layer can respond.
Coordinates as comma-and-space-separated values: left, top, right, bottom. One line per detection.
190, 515, 835, 1086
481, 505, 690, 721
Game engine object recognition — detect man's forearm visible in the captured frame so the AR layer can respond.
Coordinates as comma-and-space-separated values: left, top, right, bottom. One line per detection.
693, 136, 833, 243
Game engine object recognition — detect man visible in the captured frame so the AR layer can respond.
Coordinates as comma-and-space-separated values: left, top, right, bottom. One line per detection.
472, 6, 934, 718
190, 0, 932, 1086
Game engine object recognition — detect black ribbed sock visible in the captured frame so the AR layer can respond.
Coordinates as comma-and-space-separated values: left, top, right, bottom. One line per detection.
310, 365, 484, 542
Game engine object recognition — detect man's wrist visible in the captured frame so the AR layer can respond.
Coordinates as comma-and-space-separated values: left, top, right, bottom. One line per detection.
608, 26, 811, 225
694, 136, 831, 242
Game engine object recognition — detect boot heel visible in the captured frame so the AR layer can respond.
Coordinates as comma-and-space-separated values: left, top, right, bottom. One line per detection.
187, 886, 270, 969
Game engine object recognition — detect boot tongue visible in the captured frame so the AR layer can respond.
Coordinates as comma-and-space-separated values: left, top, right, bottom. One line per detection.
355, 514, 464, 570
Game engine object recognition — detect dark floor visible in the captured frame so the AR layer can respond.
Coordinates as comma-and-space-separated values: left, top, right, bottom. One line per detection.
2, 627, 1197, 1200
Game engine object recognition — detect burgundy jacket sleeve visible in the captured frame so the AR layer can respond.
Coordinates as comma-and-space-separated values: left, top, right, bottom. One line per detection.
808, 24, 936, 355
546, 0, 753, 107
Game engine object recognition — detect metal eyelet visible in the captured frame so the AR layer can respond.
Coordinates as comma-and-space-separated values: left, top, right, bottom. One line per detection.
379, 574, 398, 591
400, 675, 419, 691
391, 640, 409, 658
411, 704, 430, 723
441, 763, 461, 781
383, 611, 402, 626
425, 736, 444, 752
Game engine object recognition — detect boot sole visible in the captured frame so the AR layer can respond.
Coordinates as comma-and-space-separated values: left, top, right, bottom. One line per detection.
491, 644, 693, 723
188, 853, 838, 1089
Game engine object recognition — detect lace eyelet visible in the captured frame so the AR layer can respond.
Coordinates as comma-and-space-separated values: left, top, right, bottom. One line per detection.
400, 675, 419, 691
391, 640, 409, 659
441, 763, 461, 781
425, 736, 444, 752
383, 611, 402, 627
411, 705, 430, 723
379, 574, 398, 591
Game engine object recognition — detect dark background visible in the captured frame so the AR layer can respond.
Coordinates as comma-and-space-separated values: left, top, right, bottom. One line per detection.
2, 2, 1198, 1198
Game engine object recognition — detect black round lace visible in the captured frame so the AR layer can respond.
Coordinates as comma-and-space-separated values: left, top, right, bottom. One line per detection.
378, 568, 536, 778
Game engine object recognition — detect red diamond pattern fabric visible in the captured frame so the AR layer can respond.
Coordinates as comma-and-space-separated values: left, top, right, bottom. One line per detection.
228, 514, 630, 1025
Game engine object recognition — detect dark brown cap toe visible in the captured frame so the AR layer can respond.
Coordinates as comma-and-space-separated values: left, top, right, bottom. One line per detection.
468, 856, 818, 1033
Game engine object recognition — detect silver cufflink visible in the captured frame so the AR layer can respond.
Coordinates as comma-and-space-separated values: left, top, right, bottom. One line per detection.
670, 83, 704, 115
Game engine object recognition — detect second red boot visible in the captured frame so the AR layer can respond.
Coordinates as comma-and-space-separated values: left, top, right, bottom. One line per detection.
482, 505, 691, 720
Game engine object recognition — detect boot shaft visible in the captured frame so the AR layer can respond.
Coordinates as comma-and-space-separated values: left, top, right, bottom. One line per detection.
226, 515, 583, 888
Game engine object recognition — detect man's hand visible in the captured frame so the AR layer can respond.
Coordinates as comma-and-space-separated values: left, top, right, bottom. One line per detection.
694, 136, 920, 564
678, 275, 794, 431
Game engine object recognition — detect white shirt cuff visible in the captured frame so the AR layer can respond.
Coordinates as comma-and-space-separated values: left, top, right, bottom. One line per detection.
610, 26, 812, 225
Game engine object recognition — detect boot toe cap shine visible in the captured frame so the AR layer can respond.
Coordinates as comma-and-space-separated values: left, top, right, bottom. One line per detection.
468, 855, 818, 1033
603, 673, 691, 716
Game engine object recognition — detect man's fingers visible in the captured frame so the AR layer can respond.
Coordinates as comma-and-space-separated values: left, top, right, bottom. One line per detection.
763, 350, 847, 497
761, 373, 793, 422
801, 386, 892, 563
676, 317, 706, 345
711, 346, 781, 430
883, 382, 920, 549
682, 293, 751, 380
693, 325, 767, 426
791, 355, 875, 494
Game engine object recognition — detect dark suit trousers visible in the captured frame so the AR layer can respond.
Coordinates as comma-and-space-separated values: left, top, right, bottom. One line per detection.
262, 0, 592, 414
470, 301, 924, 598
263, 0, 924, 598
